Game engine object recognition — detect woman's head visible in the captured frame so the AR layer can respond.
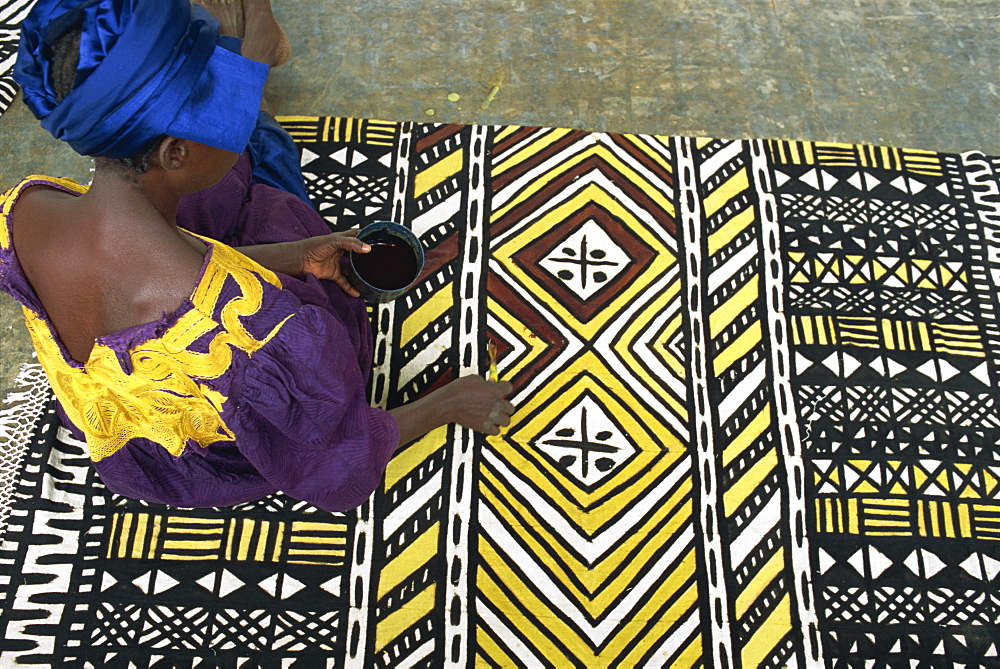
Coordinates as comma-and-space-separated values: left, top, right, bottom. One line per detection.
48, 25, 162, 175
15, 0, 266, 164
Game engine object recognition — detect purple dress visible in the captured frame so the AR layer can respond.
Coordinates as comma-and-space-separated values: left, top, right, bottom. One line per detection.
0, 154, 399, 512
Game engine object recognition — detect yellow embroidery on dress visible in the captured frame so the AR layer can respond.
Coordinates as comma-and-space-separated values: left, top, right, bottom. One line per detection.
25, 307, 238, 461
20, 229, 293, 462
187, 237, 291, 352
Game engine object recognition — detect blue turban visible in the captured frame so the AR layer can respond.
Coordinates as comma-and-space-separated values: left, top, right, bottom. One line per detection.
14, 0, 268, 159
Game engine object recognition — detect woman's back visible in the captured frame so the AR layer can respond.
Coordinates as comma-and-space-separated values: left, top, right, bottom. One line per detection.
11, 178, 206, 363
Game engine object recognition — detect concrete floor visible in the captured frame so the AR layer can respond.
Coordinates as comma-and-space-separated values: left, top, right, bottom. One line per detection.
1, 0, 998, 401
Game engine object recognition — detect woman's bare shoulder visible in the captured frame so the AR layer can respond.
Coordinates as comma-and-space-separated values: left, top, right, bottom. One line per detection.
11, 184, 207, 362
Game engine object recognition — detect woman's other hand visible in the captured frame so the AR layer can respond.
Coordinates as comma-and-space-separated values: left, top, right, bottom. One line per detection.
300, 232, 370, 296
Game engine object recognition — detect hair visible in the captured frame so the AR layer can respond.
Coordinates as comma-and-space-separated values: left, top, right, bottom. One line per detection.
48, 26, 164, 175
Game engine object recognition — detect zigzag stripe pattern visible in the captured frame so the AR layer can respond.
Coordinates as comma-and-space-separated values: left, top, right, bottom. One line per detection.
1, 425, 90, 662
478, 127, 698, 667
678, 137, 815, 669
371, 122, 479, 667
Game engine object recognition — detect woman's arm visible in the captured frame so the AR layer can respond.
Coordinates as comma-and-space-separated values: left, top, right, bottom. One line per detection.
389, 376, 515, 444
236, 233, 370, 296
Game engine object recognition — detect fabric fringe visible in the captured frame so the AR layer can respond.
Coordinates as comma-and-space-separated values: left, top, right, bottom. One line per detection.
0, 362, 51, 535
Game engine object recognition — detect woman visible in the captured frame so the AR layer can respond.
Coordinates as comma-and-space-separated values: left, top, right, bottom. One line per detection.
0, 0, 513, 511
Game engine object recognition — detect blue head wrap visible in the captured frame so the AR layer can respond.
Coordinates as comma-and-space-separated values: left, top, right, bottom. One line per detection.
15, 0, 268, 159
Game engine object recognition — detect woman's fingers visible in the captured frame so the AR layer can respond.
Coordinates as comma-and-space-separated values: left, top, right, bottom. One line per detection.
334, 274, 360, 297
331, 234, 368, 254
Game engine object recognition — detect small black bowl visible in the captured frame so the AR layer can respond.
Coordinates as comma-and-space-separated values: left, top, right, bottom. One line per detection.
347, 221, 425, 303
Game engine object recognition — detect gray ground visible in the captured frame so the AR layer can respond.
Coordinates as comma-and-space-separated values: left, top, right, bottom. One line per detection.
1, 0, 998, 401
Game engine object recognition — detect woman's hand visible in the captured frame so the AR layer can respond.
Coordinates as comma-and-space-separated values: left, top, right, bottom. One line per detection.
440, 376, 515, 435
299, 232, 370, 297
389, 376, 515, 445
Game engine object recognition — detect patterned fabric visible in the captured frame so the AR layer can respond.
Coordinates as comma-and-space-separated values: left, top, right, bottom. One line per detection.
2, 119, 1000, 667
0, 0, 32, 118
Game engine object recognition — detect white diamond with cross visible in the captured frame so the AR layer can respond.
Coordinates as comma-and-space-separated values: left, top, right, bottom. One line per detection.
534, 393, 637, 487
538, 219, 631, 300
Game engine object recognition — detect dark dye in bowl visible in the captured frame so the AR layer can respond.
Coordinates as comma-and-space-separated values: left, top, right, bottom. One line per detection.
351, 234, 420, 290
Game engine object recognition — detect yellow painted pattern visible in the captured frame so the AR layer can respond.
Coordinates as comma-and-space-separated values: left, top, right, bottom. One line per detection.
107, 512, 163, 560
767, 139, 942, 174
374, 584, 437, 653
698, 150, 793, 667
500, 353, 685, 524
734, 548, 786, 620
413, 148, 465, 198
480, 466, 693, 613
816, 459, 1000, 498
491, 127, 577, 178
160, 517, 226, 560
377, 522, 440, 600
722, 403, 771, 468
492, 125, 522, 145
384, 426, 448, 491
608, 274, 689, 416
629, 135, 674, 174
479, 536, 700, 666
713, 321, 762, 376
788, 254, 970, 291
973, 504, 1000, 539
617, 581, 701, 667
791, 314, 984, 356
932, 322, 986, 356
708, 206, 755, 255
276, 115, 398, 145
766, 139, 816, 165
672, 631, 704, 669
364, 122, 398, 146
792, 314, 838, 346
709, 275, 759, 339
286, 520, 348, 565
702, 168, 749, 219
224, 518, 283, 562
861, 497, 913, 536
494, 182, 676, 338
741, 593, 792, 669
399, 284, 453, 345
475, 626, 518, 667
491, 142, 676, 223
486, 298, 557, 384
834, 316, 880, 348
275, 115, 325, 140
724, 449, 778, 517
816, 499, 1000, 541
108, 513, 349, 564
